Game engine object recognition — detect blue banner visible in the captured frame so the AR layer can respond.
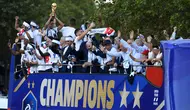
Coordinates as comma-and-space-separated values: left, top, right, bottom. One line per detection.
8, 73, 164, 110
161, 40, 190, 110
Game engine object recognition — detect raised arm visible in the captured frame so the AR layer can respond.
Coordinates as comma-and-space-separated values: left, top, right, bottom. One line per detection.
129, 30, 134, 41
106, 48, 122, 57
152, 53, 162, 62
8, 43, 20, 55
44, 15, 53, 30
34, 48, 43, 60
106, 56, 116, 66
131, 40, 148, 53
170, 26, 177, 40
76, 22, 95, 41
55, 16, 64, 31
120, 39, 132, 49
30, 60, 38, 65
37, 46, 50, 57
15, 16, 21, 31
25, 31, 33, 42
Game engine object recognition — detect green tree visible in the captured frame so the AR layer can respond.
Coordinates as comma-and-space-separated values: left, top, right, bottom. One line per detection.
93, 0, 190, 39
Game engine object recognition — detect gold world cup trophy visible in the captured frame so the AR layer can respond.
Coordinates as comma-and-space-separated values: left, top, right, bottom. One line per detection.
51, 3, 57, 17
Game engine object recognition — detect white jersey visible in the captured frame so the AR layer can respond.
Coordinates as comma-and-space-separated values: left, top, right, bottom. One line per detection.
45, 27, 58, 38
33, 29, 42, 46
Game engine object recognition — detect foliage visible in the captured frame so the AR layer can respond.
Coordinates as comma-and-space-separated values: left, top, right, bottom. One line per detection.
93, 0, 190, 39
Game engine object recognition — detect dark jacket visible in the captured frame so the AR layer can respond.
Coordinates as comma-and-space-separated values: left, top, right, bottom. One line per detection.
62, 46, 76, 61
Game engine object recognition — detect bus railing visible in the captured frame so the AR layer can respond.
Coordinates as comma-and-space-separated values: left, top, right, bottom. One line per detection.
14, 63, 162, 75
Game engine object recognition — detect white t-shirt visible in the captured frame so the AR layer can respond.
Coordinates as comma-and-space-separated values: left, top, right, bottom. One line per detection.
59, 26, 76, 39
33, 29, 42, 46
74, 37, 83, 51
131, 43, 148, 53
45, 27, 58, 38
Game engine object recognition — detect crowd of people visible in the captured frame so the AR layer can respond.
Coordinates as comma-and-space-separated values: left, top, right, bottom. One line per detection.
8, 14, 180, 83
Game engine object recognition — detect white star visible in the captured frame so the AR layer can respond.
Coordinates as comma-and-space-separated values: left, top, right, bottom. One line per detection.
32, 81, 35, 88
119, 81, 130, 108
132, 82, 143, 108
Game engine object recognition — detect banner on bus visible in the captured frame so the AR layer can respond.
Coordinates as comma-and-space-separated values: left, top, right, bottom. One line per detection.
8, 73, 164, 110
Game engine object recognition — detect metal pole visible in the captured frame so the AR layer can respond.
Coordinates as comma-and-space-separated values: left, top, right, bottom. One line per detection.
71, 65, 73, 74
109, 66, 111, 74
90, 66, 92, 74
130, 65, 133, 74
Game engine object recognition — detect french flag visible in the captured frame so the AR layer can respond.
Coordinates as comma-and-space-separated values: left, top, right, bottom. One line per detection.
89, 27, 115, 36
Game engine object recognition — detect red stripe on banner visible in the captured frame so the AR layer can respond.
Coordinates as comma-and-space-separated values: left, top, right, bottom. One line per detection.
104, 27, 114, 36
146, 67, 163, 88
